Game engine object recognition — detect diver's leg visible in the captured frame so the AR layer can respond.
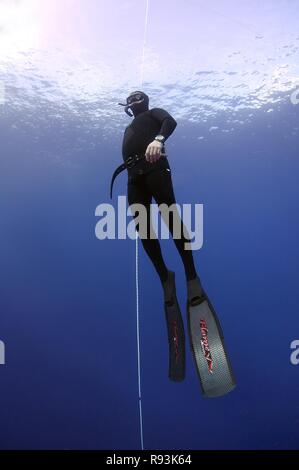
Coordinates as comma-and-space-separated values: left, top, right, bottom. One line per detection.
145, 168, 197, 282
127, 175, 169, 283
128, 177, 185, 381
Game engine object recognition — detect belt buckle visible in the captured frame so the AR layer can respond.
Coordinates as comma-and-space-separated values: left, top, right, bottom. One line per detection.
126, 155, 135, 169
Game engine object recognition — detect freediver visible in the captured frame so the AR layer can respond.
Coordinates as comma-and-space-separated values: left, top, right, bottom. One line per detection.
112, 91, 236, 390
114, 91, 203, 307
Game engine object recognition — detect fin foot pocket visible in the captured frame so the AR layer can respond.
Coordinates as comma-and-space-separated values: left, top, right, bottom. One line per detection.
187, 276, 204, 307
189, 295, 205, 307
162, 270, 176, 305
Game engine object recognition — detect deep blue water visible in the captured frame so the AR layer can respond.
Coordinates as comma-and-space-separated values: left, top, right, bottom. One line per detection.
0, 95, 298, 450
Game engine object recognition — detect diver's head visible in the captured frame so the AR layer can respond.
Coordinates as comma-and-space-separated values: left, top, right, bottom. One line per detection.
118, 91, 149, 117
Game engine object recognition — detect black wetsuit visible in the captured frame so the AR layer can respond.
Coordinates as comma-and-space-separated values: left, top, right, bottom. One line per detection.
122, 108, 197, 283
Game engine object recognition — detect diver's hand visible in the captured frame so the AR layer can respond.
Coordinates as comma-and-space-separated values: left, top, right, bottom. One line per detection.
145, 140, 163, 163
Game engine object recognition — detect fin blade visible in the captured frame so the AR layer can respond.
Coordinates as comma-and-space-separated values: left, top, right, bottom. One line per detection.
165, 298, 185, 382
187, 294, 236, 397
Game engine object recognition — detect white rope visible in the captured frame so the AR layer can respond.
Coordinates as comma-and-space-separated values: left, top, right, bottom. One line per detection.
135, 231, 144, 450
140, 0, 150, 86
135, 0, 150, 452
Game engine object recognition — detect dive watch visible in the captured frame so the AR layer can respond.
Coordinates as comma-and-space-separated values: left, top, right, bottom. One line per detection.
154, 134, 166, 144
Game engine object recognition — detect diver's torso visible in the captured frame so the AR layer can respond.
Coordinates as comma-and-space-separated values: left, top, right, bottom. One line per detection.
122, 110, 169, 175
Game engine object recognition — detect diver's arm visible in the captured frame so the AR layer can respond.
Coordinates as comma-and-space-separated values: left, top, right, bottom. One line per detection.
150, 107, 177, 142
146, 108, 177, 163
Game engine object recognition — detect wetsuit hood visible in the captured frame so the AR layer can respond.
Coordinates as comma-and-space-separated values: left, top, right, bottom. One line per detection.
118, 91, 149, 117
